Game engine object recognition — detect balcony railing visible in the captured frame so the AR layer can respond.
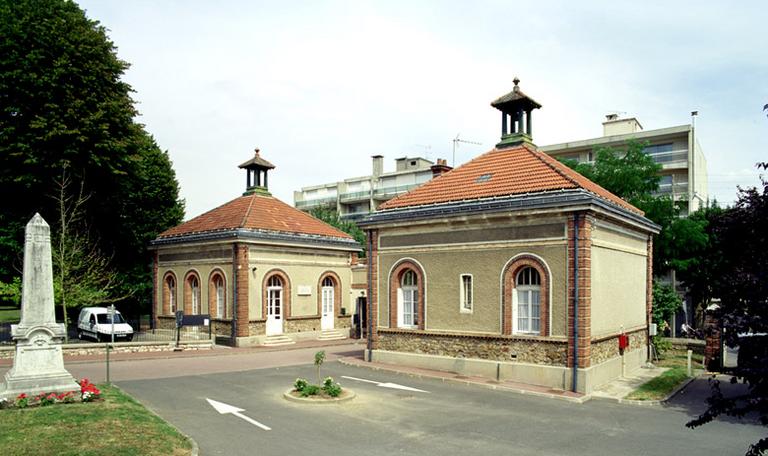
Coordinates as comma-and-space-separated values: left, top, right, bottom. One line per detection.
295, 197, 337, 208
339, 190, 371, 202
373, 183, 420, 198
648, 149, 688, 165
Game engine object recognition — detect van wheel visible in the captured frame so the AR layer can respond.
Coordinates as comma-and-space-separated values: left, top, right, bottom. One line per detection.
77, 331, 82, 340
126, 335, 133, 342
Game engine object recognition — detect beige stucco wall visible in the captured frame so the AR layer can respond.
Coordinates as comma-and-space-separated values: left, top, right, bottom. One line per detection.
249, 246, 352, 320
156, 244, 234, 318
377, 216, 569, 336
590, 223, 648, 337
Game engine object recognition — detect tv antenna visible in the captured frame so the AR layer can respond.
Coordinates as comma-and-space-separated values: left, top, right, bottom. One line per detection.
414, 144, 432, 159
452, 134, 482, 167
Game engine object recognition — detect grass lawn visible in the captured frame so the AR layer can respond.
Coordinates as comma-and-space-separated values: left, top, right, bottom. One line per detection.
0, 305, 20, 323
0, 385, 192, 456
626, 366, 690, 401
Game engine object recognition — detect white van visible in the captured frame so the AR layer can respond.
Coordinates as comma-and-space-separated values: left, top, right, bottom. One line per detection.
77, 307, 134, 342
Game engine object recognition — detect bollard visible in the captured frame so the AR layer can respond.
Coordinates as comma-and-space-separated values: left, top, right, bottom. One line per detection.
687, 349, 692, 377
106, 343, 111, 384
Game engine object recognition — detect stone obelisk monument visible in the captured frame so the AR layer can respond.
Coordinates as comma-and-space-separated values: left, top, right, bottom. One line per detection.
0, 214, 79, 400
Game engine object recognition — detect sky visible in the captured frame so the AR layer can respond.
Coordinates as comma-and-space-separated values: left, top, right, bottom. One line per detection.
77, 0, 768, 220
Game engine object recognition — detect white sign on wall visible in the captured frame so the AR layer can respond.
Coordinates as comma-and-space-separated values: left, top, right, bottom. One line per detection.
297, 285, 312, 296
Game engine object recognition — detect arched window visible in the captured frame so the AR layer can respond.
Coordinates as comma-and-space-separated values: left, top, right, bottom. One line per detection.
184, 272, 201, 315
400, 270, 418, 328
262, 270, 292, 326
163, 274, 176, 315
516, 267, 541, 333
209, 273, 225, 319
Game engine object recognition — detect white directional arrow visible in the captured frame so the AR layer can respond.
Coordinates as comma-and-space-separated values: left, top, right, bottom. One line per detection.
341, 376, 429, 393
206, 398, 271, 431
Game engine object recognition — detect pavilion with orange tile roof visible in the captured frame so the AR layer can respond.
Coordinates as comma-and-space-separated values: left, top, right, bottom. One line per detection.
150, 150, 361, 347
359, 79, 660, 394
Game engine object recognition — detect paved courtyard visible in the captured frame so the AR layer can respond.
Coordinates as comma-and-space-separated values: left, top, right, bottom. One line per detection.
1, 343, 761, 455
114, 357, 761, 455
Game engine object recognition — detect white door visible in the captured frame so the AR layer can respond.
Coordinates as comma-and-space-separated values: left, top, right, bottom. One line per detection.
266, 277, 283, 335
321, 278, 334, 330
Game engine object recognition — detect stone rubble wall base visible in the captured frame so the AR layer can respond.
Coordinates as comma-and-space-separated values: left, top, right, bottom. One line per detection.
366, 346, 647, 395
0, 341, 213, 360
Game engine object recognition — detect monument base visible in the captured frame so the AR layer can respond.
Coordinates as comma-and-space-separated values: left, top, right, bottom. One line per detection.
0, 324, 80, 400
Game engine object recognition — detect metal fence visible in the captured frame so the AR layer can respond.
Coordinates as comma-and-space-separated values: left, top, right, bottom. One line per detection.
0, 315, 213, 346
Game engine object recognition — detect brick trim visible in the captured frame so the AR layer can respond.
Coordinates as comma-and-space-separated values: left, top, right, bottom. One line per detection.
388, 260, 425, 330
317, 271, 342, 317
208, 269, 227, 319
502, 255, 550, 337
368, 230, 379, 349
235, 244, 249, 338
152, 252, 159, 323
262, 269, 292, 324
161, 271, 177, 316
183, 270, 202, 315
567, 215, 592, 368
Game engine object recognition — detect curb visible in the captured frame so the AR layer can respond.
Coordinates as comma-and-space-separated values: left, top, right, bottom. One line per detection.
282, 388, 356, 404
111, 384, 200, 456
592, 376, 697, 406
338, 357, 589, 404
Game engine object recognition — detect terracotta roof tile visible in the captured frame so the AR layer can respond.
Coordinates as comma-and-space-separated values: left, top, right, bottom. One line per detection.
378, 144, 643, 215
158, 194, 353, 240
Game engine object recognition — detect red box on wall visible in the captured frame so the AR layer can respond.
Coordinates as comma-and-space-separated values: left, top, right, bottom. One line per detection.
618, 334, 629, 350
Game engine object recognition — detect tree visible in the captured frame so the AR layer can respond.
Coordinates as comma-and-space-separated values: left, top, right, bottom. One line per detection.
686, 163, 768, 455
309, 207, 366, 257
52, 168, 129, 340
0, 0, 184, 312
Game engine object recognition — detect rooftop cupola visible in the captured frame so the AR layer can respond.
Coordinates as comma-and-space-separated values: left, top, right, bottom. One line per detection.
239, 148, 275, 196
491, 77, 542, 148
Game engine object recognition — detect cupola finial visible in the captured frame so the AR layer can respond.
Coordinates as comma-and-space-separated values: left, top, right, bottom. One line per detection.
490, 77, 542, 148
238, 147, 275, 196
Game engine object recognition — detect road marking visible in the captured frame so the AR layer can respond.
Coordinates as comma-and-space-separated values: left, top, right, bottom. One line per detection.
206, 398, 271, 431
341, 375, 429, 393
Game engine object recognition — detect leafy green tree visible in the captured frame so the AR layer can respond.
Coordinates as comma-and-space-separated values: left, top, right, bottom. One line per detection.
0, 0, 184, 312
687, 163, 768, 456
309, 207, 366, 257
651, 282, 682, 330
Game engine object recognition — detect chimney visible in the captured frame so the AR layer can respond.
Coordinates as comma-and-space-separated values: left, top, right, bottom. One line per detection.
430, 158, 452, 178
371, 155, 383, 178
602, 114, 643, 136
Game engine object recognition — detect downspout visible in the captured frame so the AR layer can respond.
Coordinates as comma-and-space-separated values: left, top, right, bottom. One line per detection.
572, 213, 579, 393
231, 244, 238, 346
366, 230, 373, 358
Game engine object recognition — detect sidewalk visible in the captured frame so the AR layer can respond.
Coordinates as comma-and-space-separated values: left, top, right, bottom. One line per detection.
339, 355, 588, 403
0, 337, 366, 367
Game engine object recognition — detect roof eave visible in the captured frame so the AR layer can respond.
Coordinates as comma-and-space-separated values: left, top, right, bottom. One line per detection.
359, 189, 660, 234
150, 228, 361, 251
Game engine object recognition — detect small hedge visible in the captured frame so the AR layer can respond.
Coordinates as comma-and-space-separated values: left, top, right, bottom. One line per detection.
293, 377, 343, 398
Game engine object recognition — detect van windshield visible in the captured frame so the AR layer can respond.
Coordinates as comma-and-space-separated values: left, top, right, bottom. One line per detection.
97, 313, 125, 324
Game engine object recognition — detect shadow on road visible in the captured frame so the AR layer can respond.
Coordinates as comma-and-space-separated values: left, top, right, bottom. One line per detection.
663, 375, 762, 427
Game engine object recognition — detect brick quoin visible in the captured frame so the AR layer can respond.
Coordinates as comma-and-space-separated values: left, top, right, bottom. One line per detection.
502, 256, 550, 336
152, 251, 159, 325
235, 244, 249, 338
208, 269, 227, 319
388, 260, 426, 330
262, 268, 292, 325
567, 215, 592, 368
367, 229, 379, 349
317, 271, 342, 316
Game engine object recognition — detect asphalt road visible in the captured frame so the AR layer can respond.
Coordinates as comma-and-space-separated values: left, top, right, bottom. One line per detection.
115, 360, 763, 456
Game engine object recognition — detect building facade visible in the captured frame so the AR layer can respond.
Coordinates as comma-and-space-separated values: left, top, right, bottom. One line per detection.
360, 81, 660, 394
540, 114, 708, 215
294, 156, 451, 220
150, 150, 362, 347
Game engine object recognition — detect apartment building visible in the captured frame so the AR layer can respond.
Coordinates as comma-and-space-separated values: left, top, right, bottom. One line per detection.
293, 156, 451, 219
540, 115, 708, 215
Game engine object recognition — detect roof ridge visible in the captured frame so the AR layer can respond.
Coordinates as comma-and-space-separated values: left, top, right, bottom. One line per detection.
522, 144, 582, 188
240, 193, 258, 228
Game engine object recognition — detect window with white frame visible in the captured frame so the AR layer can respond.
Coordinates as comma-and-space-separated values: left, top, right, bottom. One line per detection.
190, 276, 200, 314
460, 274, 473, 312
166, 276, 176, 313
516, 267, 540, 333
214, 275, 225, 318
400, 270, 418, 328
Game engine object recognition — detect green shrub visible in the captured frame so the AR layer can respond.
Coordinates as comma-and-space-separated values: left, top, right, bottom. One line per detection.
652, 335, 672, 357
299, 385, 320, 397
293, 378, 309, 392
